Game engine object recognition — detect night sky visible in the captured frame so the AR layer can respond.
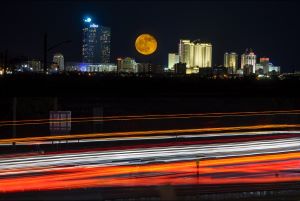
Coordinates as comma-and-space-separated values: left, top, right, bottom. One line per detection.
1, 0, 300, 72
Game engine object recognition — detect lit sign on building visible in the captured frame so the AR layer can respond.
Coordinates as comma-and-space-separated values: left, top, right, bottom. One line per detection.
90, 24, 98, 28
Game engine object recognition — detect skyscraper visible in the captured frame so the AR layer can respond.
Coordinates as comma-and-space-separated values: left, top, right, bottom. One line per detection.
193, 42, 212, 68
53, 53, 64, 71
178, 39, 212, 68
82, 18, 99, 63
241, 49, 256, 73
168, 53, 179, 70
99, 26, 111, 63
82, 17, 111, 63
224, 52, 238, 72
178, 40, 192, 67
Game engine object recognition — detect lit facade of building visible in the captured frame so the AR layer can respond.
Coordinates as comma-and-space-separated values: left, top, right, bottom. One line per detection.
186, 67, 199, 74
268, 63, 280, 74
193, 42, 212, 68
99, 26, 111, 63
260, 57, 270, 66
260, 57, 270, 74
137, 63, 150, 73
257, 57, 280, 75
255, 63, 264, 75
178, 40, 192, 67
27, 60, 41, 72
168, 53, 179, 70
82, 19, 99, 63
178, 39, 212, 69
65, 62, 117, 72
82, 17, 111, 63
241, 49, 256, 73
53, 53, 64, 71
117, 57, 138, 73
15, 60, 42, 72
224, 52, 238, 72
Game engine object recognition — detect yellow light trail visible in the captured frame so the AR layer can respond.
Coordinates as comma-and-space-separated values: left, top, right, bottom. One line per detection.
0, 109, 300, 127
0, 124, 299, 144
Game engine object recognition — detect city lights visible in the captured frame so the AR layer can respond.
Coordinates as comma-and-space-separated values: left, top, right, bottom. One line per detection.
0, 15, 285, 78
0, 3, 300, 200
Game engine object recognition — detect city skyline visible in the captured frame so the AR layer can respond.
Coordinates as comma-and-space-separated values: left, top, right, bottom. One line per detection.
1, 1, 300, 72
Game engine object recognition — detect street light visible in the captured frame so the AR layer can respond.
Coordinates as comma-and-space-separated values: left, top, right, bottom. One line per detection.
43, 33, 71, 73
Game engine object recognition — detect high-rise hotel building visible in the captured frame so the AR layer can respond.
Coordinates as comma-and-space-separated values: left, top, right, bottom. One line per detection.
193, 42, 212, 68
82, 17, 111, 63
178, 39, 212, 68
99, 26, 111, 63
178, 40, 192, 67
241, 49, 256, 74
168, 53, 179, 70
224, 52, 238, 72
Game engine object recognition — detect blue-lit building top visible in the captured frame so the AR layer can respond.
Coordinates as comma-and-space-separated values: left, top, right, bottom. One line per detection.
82, 17, 111, 63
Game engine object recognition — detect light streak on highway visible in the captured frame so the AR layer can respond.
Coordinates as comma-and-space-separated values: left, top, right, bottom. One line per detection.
1, 150, 300, 193
0, 133, 300, 175
0, 109, 300, 195
0, 109, 300, 127
0, 124, 300, 144
1, 124, 300, 145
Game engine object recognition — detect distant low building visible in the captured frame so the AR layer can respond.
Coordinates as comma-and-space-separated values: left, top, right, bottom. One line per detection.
186, 67, 199, 74
243, 64, 254, 75
65, 62, 117, 72
149, 63, 164, 74
137, 63, 150, 74
212, 66, 228, 76
268, 63, 280, 75
174, 62, 186, 74
137, 63, 164, 74
50, 62, 59, 73
260, 57, 270, 74
199, 67, 212, 77
236, 69, 244, 76
53, 53, 64, 71
14, 60, 42, 72
255, 64, 264, 75
257, 57, 280, 75
117, 57, 137, 73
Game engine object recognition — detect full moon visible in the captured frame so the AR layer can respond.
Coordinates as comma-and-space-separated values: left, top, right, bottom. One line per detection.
135, 34, 157, 55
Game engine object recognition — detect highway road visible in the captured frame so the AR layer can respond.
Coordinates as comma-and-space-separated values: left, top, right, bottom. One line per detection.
1, 110, 300, 200
0, 133, 300, 170
1, 130, 300, 195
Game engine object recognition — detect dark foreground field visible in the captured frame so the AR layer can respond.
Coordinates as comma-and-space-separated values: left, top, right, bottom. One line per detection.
0, 74, 299, 98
